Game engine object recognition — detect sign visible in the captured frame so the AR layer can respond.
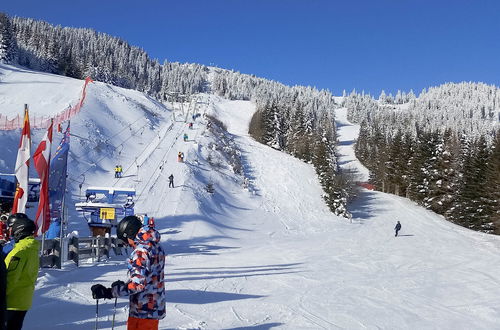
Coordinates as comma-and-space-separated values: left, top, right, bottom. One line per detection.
100, 208, 115, 220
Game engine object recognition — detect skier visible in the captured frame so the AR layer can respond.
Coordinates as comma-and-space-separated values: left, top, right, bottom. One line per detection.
177, 152, 184, 163
394, 221, 401, 237
2, 215, 16, 257
5, 213, 39, 330
168, 174, 174, 188
183, 133, 188, 142
114, 165, 119, 178
91, 215, 166, 330
142, 214, 149, 226
118, 165, 123, 178
0, 214, 8, 245
188, 122, 193, 129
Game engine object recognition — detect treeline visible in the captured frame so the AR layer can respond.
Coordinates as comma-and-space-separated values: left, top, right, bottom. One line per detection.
345, 82, 500, 140
0, 13, 207, 98
0, 13, 353, 218
347, 84, 500, 233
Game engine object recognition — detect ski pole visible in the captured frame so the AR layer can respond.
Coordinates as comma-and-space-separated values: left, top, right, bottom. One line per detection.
95, 299, 99, 330
111, 297, 117, 330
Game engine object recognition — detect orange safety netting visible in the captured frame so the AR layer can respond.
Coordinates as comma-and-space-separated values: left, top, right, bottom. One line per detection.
0, 77, 93, 130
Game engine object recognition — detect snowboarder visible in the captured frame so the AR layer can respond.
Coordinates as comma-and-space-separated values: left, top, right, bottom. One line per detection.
91, 215, 166, 330
5, 213, 39, 330
394, 221, 401, 237
168, 174, 174, 188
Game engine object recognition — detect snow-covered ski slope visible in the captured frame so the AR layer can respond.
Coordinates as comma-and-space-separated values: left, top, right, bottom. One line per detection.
1, 65, 500, 329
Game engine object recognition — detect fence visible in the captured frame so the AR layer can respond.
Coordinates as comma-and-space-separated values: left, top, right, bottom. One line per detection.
39, 235, 126, 268
0, 77, 93, 130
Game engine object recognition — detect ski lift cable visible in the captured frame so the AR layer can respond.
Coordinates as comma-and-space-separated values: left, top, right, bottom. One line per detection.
137, 107, 192, 202
110, 119, 176, 188
145, 99, 208, 215
67, 118, 152, 183
136, 122, 185, 202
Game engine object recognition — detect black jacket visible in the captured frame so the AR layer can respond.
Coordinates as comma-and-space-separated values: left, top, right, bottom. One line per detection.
395, 223, 401, 231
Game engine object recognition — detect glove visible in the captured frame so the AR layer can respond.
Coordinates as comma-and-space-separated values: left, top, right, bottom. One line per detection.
111, 280, 126, 298
91, 284, 112, 299
112, 280, 125, 288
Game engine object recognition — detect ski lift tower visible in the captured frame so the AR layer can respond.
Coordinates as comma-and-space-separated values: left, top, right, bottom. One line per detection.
75, 186, 136, 237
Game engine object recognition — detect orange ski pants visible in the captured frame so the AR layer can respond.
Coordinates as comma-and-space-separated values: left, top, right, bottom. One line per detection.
127, 316, 159, 330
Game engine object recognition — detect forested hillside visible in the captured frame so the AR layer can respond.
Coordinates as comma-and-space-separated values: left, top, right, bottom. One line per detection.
0, 12, 352, 218
345, 85, 500, 233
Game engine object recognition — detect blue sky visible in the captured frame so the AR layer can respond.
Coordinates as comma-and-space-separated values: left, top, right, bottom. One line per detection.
2, 0, 500, 96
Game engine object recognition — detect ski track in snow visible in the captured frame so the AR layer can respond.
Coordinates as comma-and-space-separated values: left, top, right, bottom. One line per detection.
0, 66, 500, 329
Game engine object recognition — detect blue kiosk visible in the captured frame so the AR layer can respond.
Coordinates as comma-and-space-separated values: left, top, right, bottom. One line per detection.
75, 186, 136, 237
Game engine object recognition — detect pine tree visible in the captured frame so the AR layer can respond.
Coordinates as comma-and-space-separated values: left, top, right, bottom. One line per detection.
0, 13, 16, 62
485, 131, 500, 233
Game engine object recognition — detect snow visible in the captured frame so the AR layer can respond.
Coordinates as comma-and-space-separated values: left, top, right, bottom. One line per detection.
1, 64, 500, 329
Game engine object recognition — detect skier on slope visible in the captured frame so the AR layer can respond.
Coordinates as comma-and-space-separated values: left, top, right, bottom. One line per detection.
4, 213, 39, 330
394, 221, 401, 237
91, 216, 166, 330
168, 174, 174, 188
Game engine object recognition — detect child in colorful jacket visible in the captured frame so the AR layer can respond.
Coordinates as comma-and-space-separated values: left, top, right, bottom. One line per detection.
91, 216, 165, 330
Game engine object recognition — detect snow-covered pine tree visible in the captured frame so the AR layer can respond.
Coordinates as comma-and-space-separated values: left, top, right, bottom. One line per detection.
0, 13, 16, 63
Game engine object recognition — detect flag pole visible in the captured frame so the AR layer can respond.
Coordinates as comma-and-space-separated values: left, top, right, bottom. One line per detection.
40, 232, 46, 258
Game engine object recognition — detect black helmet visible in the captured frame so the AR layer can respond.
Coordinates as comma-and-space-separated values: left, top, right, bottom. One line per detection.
117, 215, 142, 242
7, 213, 30, 228
11, 216, 36, 242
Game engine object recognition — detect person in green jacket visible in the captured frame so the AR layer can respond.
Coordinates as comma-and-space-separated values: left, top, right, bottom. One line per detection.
1, 252, 6, 330
4, 213, 38, 330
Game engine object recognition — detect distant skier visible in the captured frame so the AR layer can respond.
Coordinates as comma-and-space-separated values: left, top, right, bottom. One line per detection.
168, 174, 174, 188
91, 216, 166, 330
188, 122, 193, 129
177, 152, 184, 163
118, 165, 123, 178
394, 221, 401, 237
183, 133, 188, 142
114, 165, 120, 178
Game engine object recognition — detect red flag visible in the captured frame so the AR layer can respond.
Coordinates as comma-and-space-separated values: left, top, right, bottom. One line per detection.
12, 107, 31, 214
33, 120, 53, 236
